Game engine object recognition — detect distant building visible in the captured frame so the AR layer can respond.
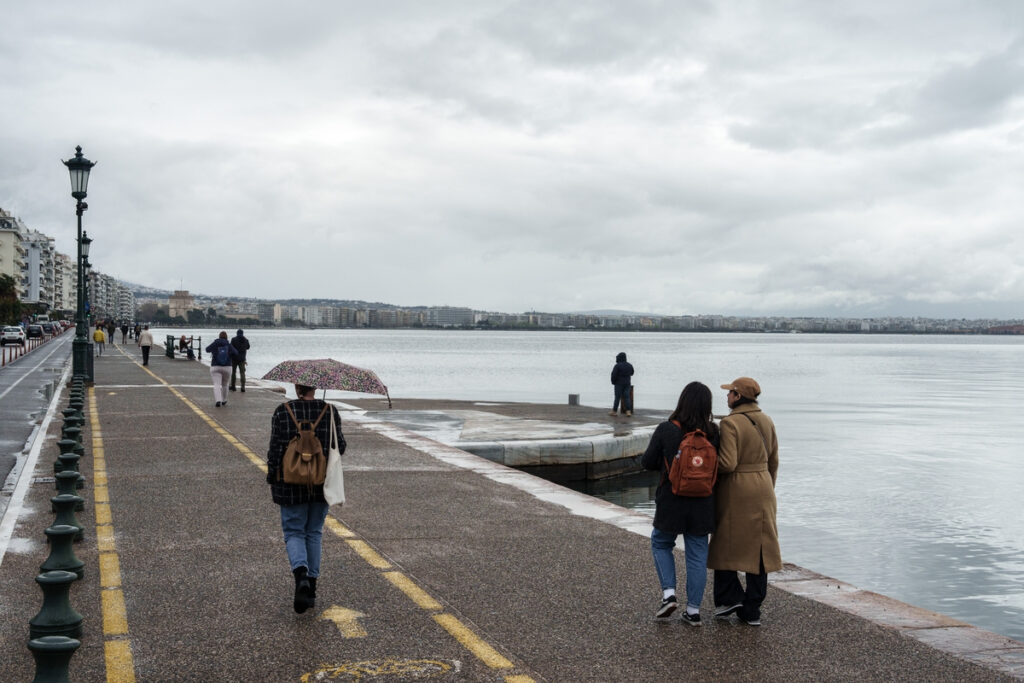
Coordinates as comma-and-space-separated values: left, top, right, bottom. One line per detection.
169, 290, 194, 320
0, 209, 27, 298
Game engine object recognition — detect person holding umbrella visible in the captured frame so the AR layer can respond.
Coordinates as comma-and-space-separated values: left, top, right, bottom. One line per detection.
266, 383, 345, 613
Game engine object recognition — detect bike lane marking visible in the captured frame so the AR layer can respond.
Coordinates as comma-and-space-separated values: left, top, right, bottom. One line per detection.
116, 347, 536, 682
89, 387, 137, 683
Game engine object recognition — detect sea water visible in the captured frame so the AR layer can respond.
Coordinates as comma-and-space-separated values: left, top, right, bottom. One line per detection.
165, 328, 1024, 641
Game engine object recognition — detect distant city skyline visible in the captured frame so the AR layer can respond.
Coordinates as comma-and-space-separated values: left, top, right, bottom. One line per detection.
2, 3, 1022, 319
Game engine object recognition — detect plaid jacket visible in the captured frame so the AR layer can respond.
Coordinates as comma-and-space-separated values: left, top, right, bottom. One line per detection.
266, 399, 346, 506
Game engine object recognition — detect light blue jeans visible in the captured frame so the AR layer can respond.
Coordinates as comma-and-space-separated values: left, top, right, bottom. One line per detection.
651, 527, 709, 610
280, 501, 330, 578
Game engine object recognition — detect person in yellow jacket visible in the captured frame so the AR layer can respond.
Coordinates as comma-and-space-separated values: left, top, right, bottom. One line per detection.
92, 325, 106, 356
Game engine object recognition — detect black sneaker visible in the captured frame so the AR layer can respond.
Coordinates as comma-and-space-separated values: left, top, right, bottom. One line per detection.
655, 595, 678, 618
743, 616, 761, 626
714, 603, 742, 618
682, 611, 702, 626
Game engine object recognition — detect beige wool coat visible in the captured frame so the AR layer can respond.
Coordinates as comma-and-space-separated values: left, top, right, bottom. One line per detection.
707, 402, 782, 574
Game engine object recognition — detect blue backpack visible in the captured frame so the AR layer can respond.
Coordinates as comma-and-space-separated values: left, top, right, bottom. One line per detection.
215, 344, 230, 365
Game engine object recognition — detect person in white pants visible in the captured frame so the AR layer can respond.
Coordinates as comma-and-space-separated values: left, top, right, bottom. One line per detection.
205, 331, 238, 407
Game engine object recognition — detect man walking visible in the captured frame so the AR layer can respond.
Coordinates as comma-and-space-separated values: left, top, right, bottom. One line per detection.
92, 325, 105, 356
229, 329, 250, 392
138, 325, 154, 366
609, 352, 634, 416
708, 377, 781, 627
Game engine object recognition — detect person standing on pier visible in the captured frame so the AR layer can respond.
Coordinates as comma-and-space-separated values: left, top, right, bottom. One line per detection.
205, 331, 238, 407
609, 351, 634, 416
266, 384, 345, 614
229, 329, 250, 393
92, 325, 106, 356
641, 381, 718, 624
137, 325, 154, 366
708, 377, 781, 627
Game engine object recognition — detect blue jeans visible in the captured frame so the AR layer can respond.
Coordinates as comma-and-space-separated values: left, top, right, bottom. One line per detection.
651, 527, 709, 610
280, 502, 329, 578
613, 384, 632, 412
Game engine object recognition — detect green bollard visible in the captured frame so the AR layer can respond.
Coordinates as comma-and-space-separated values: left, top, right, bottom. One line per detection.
40, 526, 84, 580
53, 440, 77, 475
29, 571, 83, 639
54, 472, 84, 511
63, 414, 84, 435
51, 495, 84, 542
67, 400, 84, 418
60, 408, 77, 422
27, 635, 81, 683
61, 426, 80, 447
56, 454, 84, 491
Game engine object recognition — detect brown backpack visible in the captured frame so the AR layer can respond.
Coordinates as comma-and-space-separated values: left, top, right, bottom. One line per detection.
280, 403, 329, 487
663, 420, 718, 497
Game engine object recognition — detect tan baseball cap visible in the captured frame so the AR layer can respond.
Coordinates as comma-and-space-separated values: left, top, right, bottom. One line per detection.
721, 377, 761, 400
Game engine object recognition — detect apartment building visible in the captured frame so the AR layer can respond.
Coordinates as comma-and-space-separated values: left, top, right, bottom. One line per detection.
0, 208, 27, 298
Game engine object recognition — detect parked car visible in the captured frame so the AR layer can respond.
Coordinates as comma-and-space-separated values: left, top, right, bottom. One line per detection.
2, 326, 26, 346
40, 322, 55, 336
26, 324, 44, 339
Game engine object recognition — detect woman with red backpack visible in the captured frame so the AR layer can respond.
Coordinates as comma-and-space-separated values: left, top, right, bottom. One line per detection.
640, 381, 719, 625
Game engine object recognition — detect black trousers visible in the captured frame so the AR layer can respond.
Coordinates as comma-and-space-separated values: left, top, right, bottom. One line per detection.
713, 552, 767, 619
141, 345, 150, 365
230, 359, 246, 390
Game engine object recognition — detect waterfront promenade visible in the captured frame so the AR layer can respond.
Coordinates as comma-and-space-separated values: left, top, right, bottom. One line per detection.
0, 342, 1022, 681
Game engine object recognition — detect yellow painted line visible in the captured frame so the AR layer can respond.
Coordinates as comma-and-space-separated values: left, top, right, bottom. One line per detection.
383, 571, 443, 611
505, 676, 537, 683
324, 517, 355, 538
99, 553, 122, 588
433, 614, 514, 669
103, 640, 136, 683
102, 589, 129, 635
89, 386, 138, 683
98, 528, 116, 552
345, 540, 392, 570
96, 503, 112, 526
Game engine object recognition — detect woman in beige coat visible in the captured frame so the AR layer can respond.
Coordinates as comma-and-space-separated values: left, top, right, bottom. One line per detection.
708, 377, 781, 626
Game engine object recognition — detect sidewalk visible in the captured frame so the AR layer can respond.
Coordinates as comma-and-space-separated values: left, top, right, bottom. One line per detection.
0, 340, 1021, 681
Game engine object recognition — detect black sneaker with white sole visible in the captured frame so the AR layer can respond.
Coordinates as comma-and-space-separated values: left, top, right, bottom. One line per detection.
682, 611, 702, 626
655, 596, 678, 618
714, 603, 743, 618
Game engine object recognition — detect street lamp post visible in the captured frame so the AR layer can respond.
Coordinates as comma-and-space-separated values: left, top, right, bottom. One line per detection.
63, 146, 96, 383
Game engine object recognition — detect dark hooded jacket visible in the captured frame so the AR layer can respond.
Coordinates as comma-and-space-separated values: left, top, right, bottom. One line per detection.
611, 352, 634, 386
230, 329, 250, 361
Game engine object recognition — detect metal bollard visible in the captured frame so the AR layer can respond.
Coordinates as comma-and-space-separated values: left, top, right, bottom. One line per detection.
51, 495, 84, 542
55, 454, 84, 490
27, 635, 80, 683
54, 471, 84, 511
53, 440, 77, 474
39, 526, 84, 580
29, 571, 83, 640
61, 426, 81, 448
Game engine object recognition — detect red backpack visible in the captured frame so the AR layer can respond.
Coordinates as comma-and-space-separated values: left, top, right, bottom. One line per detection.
663, 420, 718, 497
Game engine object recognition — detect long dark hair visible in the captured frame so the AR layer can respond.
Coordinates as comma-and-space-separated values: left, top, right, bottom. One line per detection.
668, 381, 717, 437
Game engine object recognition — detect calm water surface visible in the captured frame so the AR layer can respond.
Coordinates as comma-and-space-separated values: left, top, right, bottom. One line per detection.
167, 328, 1024, 641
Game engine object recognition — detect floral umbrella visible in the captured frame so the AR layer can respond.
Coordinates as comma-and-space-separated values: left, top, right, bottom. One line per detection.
262, 358, 391, 407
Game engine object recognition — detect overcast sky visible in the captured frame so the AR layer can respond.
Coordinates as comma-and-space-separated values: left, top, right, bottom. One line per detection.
1, 1, 1022, 317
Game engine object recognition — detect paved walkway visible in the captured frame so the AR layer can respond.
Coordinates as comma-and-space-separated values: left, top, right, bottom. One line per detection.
0, 340, 1022, 681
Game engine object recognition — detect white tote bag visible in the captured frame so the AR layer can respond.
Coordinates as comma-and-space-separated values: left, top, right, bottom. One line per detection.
323, 406, 346, 506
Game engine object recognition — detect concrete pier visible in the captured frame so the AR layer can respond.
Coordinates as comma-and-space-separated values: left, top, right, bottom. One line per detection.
0, 341, 1022, 680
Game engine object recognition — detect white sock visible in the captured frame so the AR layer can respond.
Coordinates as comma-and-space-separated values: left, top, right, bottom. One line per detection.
686, 606, 700, 615
663, 589, 676, 600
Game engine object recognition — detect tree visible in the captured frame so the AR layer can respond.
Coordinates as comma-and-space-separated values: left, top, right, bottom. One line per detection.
0, 274, 22, 323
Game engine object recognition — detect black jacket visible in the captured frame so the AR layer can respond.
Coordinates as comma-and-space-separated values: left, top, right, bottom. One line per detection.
266, 399, 346, 505
230, 333, 250, 362
611, 353, 634, 386
641, 420, 718, 535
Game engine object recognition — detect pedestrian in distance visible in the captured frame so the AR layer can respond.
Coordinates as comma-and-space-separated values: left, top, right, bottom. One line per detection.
205, 331, 238, 407
266, 383, 345, 614
92, 325, 105, 356
229, 329, 250, 393
106, 319, 116, 343
138, 325, 154, 366
120, 323, 129, 343
609, 351, 634, 416
641, 381, 719, 625
708, 377, 781, 627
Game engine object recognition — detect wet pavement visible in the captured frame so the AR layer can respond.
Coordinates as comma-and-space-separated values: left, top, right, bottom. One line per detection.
0, 341, 1022, 681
